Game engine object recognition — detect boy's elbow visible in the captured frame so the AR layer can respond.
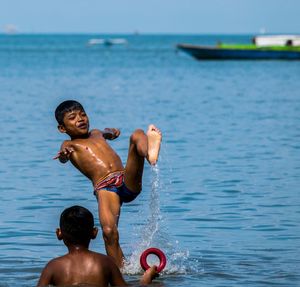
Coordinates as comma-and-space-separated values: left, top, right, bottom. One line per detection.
59, 158, 68, 164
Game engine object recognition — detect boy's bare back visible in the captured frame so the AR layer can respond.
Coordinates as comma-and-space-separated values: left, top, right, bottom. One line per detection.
38, 249, 126, 286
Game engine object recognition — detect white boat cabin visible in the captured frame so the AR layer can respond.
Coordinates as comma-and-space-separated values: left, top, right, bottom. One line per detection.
253, 35, 300, 47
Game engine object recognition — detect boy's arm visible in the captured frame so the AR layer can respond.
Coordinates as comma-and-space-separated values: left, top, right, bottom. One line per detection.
53, 141, 74, 163
109, 262, 158, 286
37, 263, 53, 287
139, 266, 159, 285
108, 260, 128, 286
102, 128, 120, 140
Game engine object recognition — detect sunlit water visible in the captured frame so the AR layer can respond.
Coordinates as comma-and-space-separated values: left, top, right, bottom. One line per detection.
0, 34, 300, 286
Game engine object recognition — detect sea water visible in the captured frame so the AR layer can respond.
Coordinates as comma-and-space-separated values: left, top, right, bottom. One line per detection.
0, 34, 300, 286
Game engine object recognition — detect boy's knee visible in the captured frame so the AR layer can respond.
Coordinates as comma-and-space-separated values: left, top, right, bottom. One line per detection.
130, 129, 145, 143
102, 225, 119, 244
130, 129, 148, 157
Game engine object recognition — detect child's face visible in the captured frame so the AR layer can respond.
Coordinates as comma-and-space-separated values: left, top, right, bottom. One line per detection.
59, 109, 90, 137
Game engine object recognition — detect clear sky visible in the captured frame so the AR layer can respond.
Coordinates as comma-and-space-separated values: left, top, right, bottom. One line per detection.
1, 0, 300, 34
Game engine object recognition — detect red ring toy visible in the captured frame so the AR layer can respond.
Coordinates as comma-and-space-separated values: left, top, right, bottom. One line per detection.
140, 247, 167, 273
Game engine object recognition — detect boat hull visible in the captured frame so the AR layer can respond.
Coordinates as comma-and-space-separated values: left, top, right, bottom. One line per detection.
177, 44, 300, 60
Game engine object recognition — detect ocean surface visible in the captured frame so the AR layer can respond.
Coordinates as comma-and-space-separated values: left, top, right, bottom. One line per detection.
0, 34, 300, 287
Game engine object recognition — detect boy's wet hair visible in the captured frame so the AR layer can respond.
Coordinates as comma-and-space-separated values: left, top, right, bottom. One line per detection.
55, 100, 84, 125
60, 205, 94, 245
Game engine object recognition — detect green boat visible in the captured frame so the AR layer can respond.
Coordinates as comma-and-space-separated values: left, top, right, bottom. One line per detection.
177, 35, 300, 60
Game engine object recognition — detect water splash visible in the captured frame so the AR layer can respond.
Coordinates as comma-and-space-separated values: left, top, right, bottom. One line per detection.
123, 164, 191, 275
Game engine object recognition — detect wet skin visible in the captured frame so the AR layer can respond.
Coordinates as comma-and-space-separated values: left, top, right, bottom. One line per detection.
55, 109, 124, 186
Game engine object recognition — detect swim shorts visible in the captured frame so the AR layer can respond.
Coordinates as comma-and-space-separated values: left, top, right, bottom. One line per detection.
94, 171, 140, 203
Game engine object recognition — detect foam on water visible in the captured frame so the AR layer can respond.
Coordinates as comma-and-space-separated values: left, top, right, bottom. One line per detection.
123, 164, 195, 275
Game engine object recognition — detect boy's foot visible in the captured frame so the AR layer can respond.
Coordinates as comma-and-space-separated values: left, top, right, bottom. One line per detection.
146, 124, 162, 165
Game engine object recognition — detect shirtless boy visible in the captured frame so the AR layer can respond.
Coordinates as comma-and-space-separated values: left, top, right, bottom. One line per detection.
54, 100, 162, 267
37, 205, 157, 286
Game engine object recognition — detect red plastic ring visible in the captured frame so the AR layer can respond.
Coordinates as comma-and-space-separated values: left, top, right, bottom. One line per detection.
140, 247, 167, 273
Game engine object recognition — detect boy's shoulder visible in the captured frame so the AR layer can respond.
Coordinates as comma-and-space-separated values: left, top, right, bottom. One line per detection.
43, 252, 108, 271
89, 250, 115, 264
90, 128, 103, 135
60, 139, 73, 147
89, 129, 106, 139
59, 129, 104, 148
47, 253, 69, 265
42, 254, 68, 275
88, 250, 121, 273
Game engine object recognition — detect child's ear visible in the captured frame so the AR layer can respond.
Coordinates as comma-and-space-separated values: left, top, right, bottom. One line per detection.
56, 228, 63, 240
58, 124, 66, 134
91, 227, 98, 240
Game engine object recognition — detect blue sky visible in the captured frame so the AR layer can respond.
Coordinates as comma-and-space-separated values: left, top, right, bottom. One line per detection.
1, 0, 300, 34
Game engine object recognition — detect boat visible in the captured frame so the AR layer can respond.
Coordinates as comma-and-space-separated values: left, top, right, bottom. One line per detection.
88, 38, 128, 46
88, 38, 105, 45
177, 35, 300, 60
105, 38, 128, 45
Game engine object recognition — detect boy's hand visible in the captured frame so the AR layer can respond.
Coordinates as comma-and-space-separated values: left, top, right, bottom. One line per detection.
103, 128, 120, 140
53, 147, 74, 163
140, 266, 159, 285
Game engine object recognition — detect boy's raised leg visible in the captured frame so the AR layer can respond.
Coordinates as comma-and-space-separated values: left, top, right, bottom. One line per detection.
97, 190, 125, 268
124, 125, 162, 192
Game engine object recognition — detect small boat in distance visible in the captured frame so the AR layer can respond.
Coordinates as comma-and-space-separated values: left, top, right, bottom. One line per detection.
88, 38, 128, 46
177, 35, 300, 60
88, 38, 105, 45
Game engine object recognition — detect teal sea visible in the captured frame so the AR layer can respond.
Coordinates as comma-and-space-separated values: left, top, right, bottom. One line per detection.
0, 34, 300, 286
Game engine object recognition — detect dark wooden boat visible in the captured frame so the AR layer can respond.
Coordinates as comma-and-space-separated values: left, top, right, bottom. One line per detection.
177, 43, 300, 60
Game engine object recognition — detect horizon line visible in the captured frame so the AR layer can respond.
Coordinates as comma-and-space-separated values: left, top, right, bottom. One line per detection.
1, 31, 300, 36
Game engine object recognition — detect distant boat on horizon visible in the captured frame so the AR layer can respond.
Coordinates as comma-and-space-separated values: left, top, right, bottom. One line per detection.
87, 38, 128, 46
177, 35, 300, 60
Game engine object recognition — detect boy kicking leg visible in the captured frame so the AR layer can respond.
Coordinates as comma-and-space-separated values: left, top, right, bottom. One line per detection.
97, 125, 162, 267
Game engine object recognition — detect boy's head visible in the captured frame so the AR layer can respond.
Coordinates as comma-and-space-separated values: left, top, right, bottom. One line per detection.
55, 100, 89, 137
55, 100, 84, 125
57, 205, 97, 246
